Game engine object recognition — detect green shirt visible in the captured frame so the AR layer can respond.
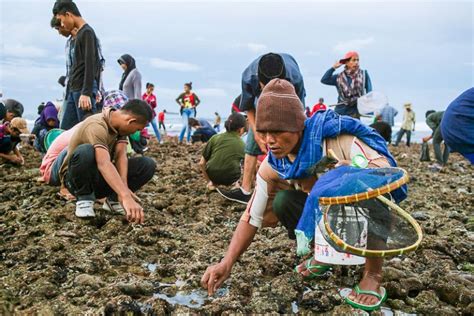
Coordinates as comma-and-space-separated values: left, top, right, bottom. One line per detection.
202, 132, 245, 184
426, 111, 444, 133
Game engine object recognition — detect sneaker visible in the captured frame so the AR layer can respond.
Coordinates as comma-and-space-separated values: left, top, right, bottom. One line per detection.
216, 187, 251, 204
102, 198, 125, 215
75, 200, 95, 218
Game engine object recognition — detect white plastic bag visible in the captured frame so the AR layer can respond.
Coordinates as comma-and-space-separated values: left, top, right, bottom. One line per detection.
357, 91, 388, 115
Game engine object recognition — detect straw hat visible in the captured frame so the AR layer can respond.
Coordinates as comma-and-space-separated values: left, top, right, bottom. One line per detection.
404, 103, 412, 109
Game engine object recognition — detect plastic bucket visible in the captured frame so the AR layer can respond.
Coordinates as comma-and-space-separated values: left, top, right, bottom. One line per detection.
44, 128, 64, 151
314, 215, 366, 265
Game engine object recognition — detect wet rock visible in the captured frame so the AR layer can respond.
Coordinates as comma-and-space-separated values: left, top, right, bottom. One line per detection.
464, 302, 474, 315
412, 211, 430, 221
117, 281, 155, 298
383, 266, 406, 281
38, 282, 59, 299
74, 274, 104, 290
403, 277, 424, 298
447, 211, 468, 223
55, 230, 78, 238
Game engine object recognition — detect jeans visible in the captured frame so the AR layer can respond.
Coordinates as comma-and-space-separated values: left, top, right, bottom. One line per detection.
214, 124, 221, 132
272, 190, 307, 239
394, 128, 411, 146
179, 108, 195, 142
50, 148, 68, 186
148, 117, 162, 141
433, 127, 449, 165
65, 144, 156, 201
60, 83, 98, 130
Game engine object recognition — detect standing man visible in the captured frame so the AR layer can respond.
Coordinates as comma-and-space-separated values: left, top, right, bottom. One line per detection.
379, 104, 398, 128
60, 100, 156, 220
53, 1, 101, 130
423, 111, 449, 169
217, 53, 306, 204
394, 103, 416, 147
50, 16, 77, 124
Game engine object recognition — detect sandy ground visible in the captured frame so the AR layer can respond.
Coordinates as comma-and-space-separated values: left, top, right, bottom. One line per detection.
1, 140, 473, 315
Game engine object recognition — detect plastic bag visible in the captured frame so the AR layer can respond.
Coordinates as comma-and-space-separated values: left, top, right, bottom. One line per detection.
420, 142, 431, 161
357, 91, 388, 115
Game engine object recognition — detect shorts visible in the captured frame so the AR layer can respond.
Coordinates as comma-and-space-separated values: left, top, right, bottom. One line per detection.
245, 128, 264, 156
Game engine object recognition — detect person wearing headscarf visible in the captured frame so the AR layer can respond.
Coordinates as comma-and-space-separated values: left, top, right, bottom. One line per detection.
321, 51, 372, 118
118, 54, 142, 100
32, 101, 60, 153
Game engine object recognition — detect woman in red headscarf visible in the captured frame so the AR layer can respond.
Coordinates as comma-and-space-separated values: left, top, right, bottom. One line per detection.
321, 51, 372, 118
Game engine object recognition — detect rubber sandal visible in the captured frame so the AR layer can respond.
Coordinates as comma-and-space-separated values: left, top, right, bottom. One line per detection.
294, 259, 331, 280
345, 285, 387, 311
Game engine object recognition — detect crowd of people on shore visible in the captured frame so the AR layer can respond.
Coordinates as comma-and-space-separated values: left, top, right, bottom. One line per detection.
1, 0, 473, 313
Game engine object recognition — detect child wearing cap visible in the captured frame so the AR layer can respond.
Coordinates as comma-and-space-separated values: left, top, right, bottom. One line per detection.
0, 117, 29, 165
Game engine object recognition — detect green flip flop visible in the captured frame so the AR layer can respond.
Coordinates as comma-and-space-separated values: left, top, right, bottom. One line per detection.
294, 259, 331, 280
345, 285, 387, 311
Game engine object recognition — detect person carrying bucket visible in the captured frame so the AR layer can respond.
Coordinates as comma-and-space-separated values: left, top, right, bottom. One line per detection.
201, 79, 406, 312
321, 51, 372, 118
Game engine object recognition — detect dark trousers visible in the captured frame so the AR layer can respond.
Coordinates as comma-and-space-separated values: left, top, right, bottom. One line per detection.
159, 122, 166, 132
433, 127, 449, 165
394, 128, 411, 146
65, 144, 156, 201
272, 190, 307, 240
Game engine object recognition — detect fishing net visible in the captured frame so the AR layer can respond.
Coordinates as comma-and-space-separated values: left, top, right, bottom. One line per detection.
316, 167, 422, 257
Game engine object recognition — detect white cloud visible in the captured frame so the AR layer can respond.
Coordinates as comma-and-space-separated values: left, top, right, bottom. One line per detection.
198, 88, 227, 97
149, 58, 200, 72
304, 50, 321, 57
333, 37, 375, 54
244, 43, 268, 53
3, 44, 49, 58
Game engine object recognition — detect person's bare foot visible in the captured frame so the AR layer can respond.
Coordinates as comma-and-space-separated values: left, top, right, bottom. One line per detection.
347, 271, 383, 306
58, 186, 75, 201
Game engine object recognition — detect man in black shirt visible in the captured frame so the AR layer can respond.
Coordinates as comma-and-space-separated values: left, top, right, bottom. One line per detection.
53, 1, 100, 130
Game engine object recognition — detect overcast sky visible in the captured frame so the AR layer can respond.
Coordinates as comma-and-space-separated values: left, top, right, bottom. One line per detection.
0, 0, 472, 120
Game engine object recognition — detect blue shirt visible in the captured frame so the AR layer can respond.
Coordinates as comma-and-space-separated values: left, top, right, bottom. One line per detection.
380, 104, 398, 127
239, 53, 306, 111
198, 119, 217, 138
441, 88, 474, 155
